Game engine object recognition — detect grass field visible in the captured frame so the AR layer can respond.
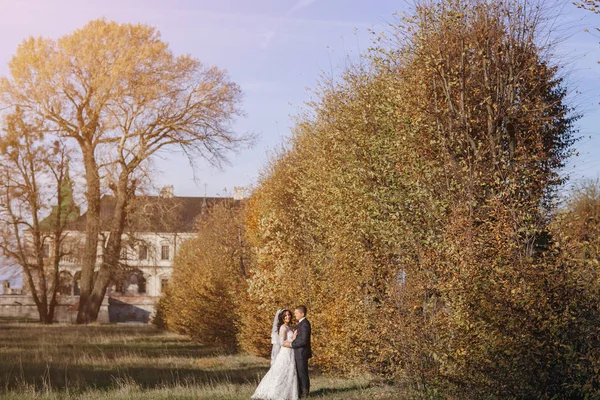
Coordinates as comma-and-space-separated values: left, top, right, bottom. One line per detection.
0, 323, 404, 399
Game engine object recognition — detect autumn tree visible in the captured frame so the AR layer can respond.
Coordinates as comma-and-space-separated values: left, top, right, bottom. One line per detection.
0, 20, 253, 323
241, 0, 597, 397
384, 1, 581, 394
240, 150, 320, 357
159, 198, 252, 351
0, 110, 78, 323
555, 179, 600, 260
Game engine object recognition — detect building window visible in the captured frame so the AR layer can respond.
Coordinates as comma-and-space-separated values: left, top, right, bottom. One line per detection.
138, 245, 148, 260
57, 271, 73, 296
113, 270, 147, 295
161, 245, 170, 260
127, 270, 146, 295
137, 273, 147, 294
120, 247, 128, 260
73, 271, 81, 295
42, 243, 50, 258
62, 244, 76, 263
161, 278, 169, 292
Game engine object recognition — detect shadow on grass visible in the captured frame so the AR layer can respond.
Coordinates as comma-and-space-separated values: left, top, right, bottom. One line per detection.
2, 345, 231, 359
310, 385, 369, 397
0, 362, 270, 390
0, 324, 268, 391
0, 338, 226, 359
0, 319, 39, 324
85, 343, 224, 359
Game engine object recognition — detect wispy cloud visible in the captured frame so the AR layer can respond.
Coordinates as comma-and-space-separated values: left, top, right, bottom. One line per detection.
261, 0, 320, 48
286, 0, 319, 16
259, 30, 277, 48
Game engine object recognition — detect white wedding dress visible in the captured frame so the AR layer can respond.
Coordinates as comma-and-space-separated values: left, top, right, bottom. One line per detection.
251, 325, 298, 400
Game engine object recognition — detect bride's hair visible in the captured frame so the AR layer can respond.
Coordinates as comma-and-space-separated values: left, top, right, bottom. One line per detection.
277, 309, 291, 332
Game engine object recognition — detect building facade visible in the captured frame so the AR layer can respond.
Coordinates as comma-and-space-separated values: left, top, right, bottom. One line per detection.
0, 187, 243, 323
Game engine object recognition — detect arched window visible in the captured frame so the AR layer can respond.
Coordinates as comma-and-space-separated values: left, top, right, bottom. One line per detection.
113, 270, 147, 295
73, 271, 81, 295
129, 270, 147, 294
57, 271, 73, 295
42, 243, 50, 258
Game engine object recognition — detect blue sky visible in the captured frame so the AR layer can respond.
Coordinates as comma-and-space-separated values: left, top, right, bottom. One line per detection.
0, 0, 599, 197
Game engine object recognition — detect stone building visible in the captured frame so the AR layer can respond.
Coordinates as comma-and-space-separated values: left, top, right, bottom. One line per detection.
0, 186, 245, 323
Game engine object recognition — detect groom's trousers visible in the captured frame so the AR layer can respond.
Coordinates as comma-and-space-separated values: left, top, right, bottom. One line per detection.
295, 356, 310, 398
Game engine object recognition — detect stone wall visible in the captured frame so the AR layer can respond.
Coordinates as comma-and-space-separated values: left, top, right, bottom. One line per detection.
0, 295, 110, 323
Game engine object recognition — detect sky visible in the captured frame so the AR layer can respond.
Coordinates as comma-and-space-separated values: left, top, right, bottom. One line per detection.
0, 0, 599, 198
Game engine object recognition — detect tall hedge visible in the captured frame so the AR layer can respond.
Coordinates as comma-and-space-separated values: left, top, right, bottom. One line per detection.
162, 1, 600, 398
159, 199, 251, 352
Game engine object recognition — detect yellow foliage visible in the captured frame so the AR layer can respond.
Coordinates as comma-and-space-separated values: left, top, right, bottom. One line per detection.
159, 200, 251, 352
238, 1, 599, 398
156, 2, 599, 398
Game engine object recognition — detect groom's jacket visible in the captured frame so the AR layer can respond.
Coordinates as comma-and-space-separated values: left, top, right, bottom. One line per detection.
291, 318, 312, 359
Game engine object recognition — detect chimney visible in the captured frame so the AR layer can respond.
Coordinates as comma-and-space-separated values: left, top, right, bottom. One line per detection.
160, 185, 174, 198
233, 186, 247, 200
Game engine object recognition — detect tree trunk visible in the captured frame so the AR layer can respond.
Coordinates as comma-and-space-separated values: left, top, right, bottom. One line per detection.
20, 262, 52, 324
37, 307, 50, 324
80, 267, 111, 322
78, 169, 131, 322
77, 147, 102, 324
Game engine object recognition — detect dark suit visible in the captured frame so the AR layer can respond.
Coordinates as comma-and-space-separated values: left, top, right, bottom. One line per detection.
291, 318, 312, 398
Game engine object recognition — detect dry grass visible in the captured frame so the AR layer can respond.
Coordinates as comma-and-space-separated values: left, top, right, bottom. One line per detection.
0, 323, 404, 399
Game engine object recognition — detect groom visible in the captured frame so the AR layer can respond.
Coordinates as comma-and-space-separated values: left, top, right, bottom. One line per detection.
283, 305, 312, 398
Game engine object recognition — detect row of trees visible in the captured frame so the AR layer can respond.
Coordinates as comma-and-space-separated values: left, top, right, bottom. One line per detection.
161, 0, 600, 397
156, 199, 251, 350
0, 20, 252, 323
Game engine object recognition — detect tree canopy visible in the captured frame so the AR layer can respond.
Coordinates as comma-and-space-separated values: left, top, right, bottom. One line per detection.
165, 1, 600, 398
0, 19, 253, 323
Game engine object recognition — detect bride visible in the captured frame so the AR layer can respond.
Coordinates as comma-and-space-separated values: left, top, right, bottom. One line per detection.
251, 309, 299, 400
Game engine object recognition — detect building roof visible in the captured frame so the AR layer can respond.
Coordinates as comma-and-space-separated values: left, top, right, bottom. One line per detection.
66, 195, 236, 233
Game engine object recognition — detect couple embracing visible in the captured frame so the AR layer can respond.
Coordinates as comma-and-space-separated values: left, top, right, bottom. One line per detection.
252, 305, 312, 400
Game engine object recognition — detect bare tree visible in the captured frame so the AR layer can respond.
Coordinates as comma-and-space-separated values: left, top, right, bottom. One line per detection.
574, 0, 600, 13
0, 20, 254, 323
0, 110, 77, 323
